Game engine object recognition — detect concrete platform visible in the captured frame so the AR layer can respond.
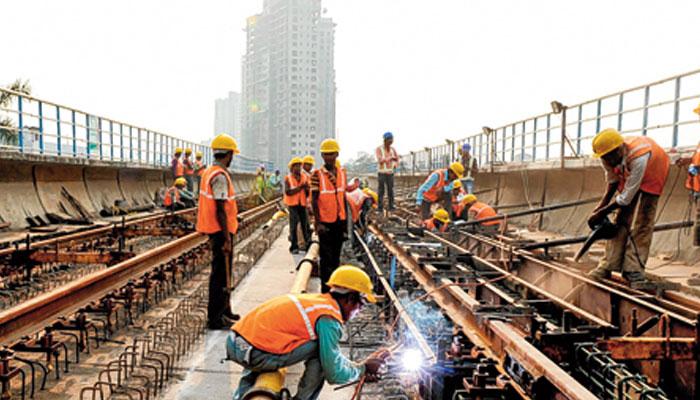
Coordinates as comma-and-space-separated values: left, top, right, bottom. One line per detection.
162, 227, 355, 399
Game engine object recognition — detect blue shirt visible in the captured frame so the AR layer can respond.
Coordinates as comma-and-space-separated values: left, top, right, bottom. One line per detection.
316, 317, 364, 384
416, 170, 454, 205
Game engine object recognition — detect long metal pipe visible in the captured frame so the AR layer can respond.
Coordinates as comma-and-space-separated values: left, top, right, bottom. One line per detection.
461, 197, 598, 227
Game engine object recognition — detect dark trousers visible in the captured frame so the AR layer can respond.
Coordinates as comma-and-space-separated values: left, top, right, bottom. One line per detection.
318, 220, 345, 293
208, 231, 232, 324
377, 173, 395, 210
288, 205, 311, 251
420, 196, 452, 220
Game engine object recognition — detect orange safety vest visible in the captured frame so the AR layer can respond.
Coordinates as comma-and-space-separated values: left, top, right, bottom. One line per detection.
302, 170, 313, 205
233, 293, 343, 355
195, 160, 205, 176
174, 158, 184, 177
613, 136, 670, 196
284, 173, 308, 207
453, 201, 467, 219
346, 189, 369, 223
376, 145, 398, 173
685, 143, 700, 193
196, 165, 239, 235
469, 201, 500, 226
163, 186, 180, 207
422, 169, 448, 203
315, 167, 347, 223
184, 157, 195, 176
423, 218, 448, 233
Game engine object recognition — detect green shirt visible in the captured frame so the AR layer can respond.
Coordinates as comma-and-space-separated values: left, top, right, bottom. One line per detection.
316, 317, 364, 384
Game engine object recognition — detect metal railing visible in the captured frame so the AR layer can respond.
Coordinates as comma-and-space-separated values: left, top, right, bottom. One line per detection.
401, 68, 700, 174
0, 87, 274, 173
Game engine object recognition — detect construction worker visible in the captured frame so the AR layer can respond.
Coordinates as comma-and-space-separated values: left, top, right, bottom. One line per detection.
171, 147, 184, 178
310, 139, 347, 293
460, 143, 478, 194
227, 265, 385, 400
375, 131, 399, 211
194, 151, 206, 195
284, 157, 311, 254
586, 128, 670, 287
450, 180, 466, 216
162, 177, 195, 210
677, 103, 700, 246
423, 208, 450, 233
460, 194, 501, 232
302, 155, 315, 177
347, 186, 377, 231
256, 168, 267, 201
183, 148, 195, 192
416, 162, 465, 220
268, 169, 283, 194
196, 133, 241, 329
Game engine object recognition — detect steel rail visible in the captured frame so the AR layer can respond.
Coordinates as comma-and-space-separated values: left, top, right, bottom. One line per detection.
0, 202, 278, 345
368, 224, 597, 400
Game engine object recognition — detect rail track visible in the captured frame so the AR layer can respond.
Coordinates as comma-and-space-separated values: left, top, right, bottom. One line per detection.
0, 199, 281, 399
355, 206, 700, 399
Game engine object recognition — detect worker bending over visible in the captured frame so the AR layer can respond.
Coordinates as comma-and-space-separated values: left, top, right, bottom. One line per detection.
347, 186, 378, 232
196, 134, 242, 329
677, 103, 700, 246
227, 266, 385, 400
424, 208, 450, 233
284, 157, 311, 254
416, 162, 465, 219
310, 139, 347, 293
587, 128, 669, 287
163, 177, 195, 210
458, 195, 500, 233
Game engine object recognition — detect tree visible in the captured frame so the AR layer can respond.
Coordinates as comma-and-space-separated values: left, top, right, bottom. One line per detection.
0, 79, 32, 146
345, 151, 376, 174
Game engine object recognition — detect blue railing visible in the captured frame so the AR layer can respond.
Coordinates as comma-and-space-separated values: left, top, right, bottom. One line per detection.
401, 68, 700, 174
0, 88, 273, 173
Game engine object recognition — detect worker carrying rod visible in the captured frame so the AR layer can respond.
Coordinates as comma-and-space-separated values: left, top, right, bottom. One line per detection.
226, 266, 386, 400
586, 128, 670, 288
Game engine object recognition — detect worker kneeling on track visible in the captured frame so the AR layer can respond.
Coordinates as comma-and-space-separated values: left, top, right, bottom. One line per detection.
163, 177, 195, 210
416, 161, 464, 220
227, 266, 385, 400
347, 185, 377, 232
456, 194, 501, 234
423, 208, 450, 233
284, 157, 311, 254
586, 128, 670, 288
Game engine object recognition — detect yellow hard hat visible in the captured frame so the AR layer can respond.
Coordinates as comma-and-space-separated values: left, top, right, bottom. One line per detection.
335, 160, 342, 168
461, 194, 477, 205
433, 208, 450, 224
592, 128, 624, 158
174, 177, 187, 186
272, 210, 288, 220
185, 148, 192, 155
448, 162, 465, 179
196, 151, 203, 157
303, 155, 315, 165
211, 133, 240, 154
327, 265, 376, 303
362, 188, 379, 207
452, 180, 462, 190
288, 157, 303, 168
694, 102, 700, 115
320, 138, 340, 154
174, 147, 183, 154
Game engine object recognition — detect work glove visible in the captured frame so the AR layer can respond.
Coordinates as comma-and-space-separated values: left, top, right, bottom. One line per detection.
363, 357, 385, 382
689, 165, 699, 176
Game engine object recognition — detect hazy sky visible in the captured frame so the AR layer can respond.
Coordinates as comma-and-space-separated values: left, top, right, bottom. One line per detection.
3, 0, 700, 162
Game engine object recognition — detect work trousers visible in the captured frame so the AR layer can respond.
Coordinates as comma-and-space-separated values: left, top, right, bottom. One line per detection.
597, 192, 659, 274
185, 174, 194, 193
208, 231, 232, 324
420, 196, 452, 220
288, 205, 311, 251
318, 220, 345, 293
227, 333, 324, 400
377, 173, 395, 210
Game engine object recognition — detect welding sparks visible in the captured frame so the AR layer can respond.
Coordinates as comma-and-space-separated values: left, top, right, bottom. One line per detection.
400, 348, 424, 372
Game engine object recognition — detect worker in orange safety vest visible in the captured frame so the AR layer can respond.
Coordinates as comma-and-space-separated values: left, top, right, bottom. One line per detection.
183, 148, 195, 192
586, 128, 670, 287
284, 157, 311, 254
227, 266, 386, 400
171, 147, 184, 178
416, 162, 465, 220
196, 133, 242, 329
676, 103, 700, 246
163, 177, 194, 210
346, 187, 377, 231
423, 208, 450, 233
194, 151, 206, 195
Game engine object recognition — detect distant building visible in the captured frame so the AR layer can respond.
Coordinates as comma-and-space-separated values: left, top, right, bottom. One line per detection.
214, 91, 242, 142
241, 0, 336, 170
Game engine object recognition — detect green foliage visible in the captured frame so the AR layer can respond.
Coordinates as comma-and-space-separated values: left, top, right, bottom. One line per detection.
0, 79, 31, 146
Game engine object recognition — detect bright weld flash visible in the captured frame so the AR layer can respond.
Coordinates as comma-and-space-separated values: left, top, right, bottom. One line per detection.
401, 348, 423, 372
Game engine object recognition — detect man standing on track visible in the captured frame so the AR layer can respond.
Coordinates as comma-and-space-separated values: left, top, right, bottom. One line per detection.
171, 147, 184, 178
183, 148, 195, 192
586, 128, 670, 288
375, 131, 399, 211
196, 133, 242, 329
310, 139, 347, 293
460, 143, 478, 194
284, 157, 311, 254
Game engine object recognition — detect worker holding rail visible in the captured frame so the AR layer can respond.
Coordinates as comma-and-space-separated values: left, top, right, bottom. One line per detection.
310, 139, 348, 293
346, 186, 378, 232
677, 103, 700, 247
284, 157, 311, 254
196, 133, 242, 329
227, 266, 385, 400
415, 161, 465, 219
586, 128, 670, 287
